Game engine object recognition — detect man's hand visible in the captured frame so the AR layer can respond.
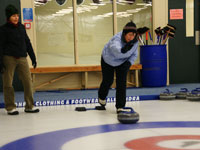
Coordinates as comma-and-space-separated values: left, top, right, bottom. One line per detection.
121, 38, 137, 53
32, 60, 37, 69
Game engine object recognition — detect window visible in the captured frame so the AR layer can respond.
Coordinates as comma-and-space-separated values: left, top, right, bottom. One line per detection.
34, 0, 152, 66
35, 0, 74, 66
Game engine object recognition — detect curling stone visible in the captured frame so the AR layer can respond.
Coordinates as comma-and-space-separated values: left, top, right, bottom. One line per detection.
159, 89, 176, 100
175, 88, 189, 99
187, 88, 200, 101
117, 107, 139, 124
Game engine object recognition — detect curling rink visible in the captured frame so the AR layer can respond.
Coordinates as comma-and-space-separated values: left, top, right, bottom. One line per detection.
1, 99, 200, 150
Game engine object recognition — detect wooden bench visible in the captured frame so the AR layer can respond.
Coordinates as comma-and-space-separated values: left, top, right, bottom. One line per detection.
30, 64, 142, 91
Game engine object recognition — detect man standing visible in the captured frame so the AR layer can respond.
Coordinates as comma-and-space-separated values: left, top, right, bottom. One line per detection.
0, 4, 39, 115
98, 21, 138, 113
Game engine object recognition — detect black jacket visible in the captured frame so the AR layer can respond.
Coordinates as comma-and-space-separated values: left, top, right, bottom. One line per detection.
0, 22, 36, 62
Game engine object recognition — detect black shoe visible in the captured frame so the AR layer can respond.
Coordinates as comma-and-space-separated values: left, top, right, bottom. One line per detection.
98, 98, 106, 106
25, 107, 40, 113
7, 109, 19, 115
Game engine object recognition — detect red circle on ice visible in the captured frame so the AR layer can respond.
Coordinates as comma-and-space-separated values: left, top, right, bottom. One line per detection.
125, 135, 200, 150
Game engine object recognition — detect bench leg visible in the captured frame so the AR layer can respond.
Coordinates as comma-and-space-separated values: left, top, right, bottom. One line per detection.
81, 72, 88, 89
135, 70, 139, 87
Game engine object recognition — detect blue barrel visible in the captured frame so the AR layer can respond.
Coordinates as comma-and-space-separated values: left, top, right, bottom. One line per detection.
140, 45, 167, 87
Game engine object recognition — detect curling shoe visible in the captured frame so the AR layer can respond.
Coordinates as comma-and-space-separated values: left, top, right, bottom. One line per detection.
7, 109, 19, 115
24, 107, 40, 113
117, 108, 131, 114
98, 98, 106, 107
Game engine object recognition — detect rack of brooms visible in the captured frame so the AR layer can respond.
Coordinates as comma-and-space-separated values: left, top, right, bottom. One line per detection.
136, 24, 176, 46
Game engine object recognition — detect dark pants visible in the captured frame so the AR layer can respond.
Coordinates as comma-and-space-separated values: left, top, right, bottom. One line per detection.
98, 57, 131, 109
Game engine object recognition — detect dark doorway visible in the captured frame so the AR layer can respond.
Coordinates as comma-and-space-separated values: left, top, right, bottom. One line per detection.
168, 0, 200, 83
0, 0, 23, 91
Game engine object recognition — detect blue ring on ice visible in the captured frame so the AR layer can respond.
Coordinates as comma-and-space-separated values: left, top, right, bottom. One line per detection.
1, 121, 200, 150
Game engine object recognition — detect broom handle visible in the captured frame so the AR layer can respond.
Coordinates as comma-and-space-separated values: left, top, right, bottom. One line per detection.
162, 33, 169, 45
156, 36, 160, 44
159, 35, 162, 45
146, 32, 148, 45
148, 32, 153, 44
138, 35, 145, 45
